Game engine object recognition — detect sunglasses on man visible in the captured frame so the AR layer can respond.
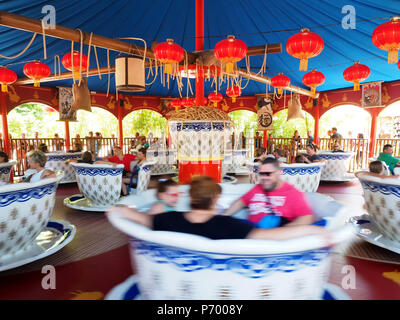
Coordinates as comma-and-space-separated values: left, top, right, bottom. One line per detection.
259, 171, 277, 176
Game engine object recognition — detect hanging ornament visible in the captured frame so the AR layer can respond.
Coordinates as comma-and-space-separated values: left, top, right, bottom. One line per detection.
23, 61, 51, 87
214, 35, 247, 74
208, 92, 223, 107
62, 51, 88, 80
302, 69, 325, 94
181, 97, 195, 108
372, 17, 400, 64
271, 73, 290, 94
286, 29, 324, 71
343, 62, 370, 91
154, 39, 185, 75
226, 85, 241, 103
171, 98, 182, 111
0, 67, 17, 92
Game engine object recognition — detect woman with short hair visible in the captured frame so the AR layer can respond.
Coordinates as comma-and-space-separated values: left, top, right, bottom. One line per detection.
24, 150, 56, 182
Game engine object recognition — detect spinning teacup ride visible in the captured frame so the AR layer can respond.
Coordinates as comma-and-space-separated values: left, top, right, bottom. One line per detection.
0, 174, 76, 272
350, 173, 400, 254
0, 160, 17, 183
44, 152, 82, 184
317, 151, 355, 182
107, 183, 352, 300
64, 163, 125, 212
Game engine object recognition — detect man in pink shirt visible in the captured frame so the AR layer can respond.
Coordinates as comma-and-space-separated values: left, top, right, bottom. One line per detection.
224, 158, 314, 228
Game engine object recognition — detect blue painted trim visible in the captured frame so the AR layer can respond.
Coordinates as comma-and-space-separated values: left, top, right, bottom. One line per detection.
0, 183, 57, 207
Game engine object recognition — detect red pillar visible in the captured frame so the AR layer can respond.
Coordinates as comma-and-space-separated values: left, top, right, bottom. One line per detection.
195, 0, 204, 106
314, 99, 320, 145
0, 92, 11, 156
64, 121, 71, 151
263, 130, 268, 148
369, 109, 378, 158
118, 102, 124, 148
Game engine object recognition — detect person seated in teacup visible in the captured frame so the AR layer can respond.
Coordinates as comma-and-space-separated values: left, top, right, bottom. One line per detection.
303, 144, 322, 163
377, 144, 400, 175
103, 146, 137, 173
22, 151, 56, 183
148, 178, 181, 215
67, 142, 83, 153
106, 176, 332, 242
331, 143, 344, 153
355, 160, 399, 180
0, 151, 8, 163
224, 158, 315, 229
38, 143, 48, 153
273, 148, 287, 164
66, 151, 111, 165
294, 154, 307, 163
122, 148, 147, 191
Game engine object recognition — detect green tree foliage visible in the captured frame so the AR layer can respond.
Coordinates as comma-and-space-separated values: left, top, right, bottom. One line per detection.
7, 103, 64, 138
69, 107, 118, 138
228, 109, 315, 138
123, 110, 166, 137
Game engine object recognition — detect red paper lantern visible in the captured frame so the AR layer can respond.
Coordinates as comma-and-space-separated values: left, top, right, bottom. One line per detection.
271, 73, 290, 94
154, 39, 185, 75
62, 51, 88, 80
214, 35, 247, 74
181, 97, 195, 107
23, 61, 51, 87
343, 62, 370, 91
302, 69, 325, 94
226, 86, 241, 103
208, 92, 223, 107
286, 28, 324, 71
0, 67, 17, 92
372, 17, 400, 63
170, 98, 182, 111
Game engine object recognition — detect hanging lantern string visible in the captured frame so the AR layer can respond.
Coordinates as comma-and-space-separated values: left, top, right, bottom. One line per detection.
76, 28, 84, 86
54, 54, 61, 78
93, 45, 102, 80
0, 32, 37, 59
70, 39, 74, 83
118, 37, 158, 85
41, 21, 47, 60
106, 48, 110, 97
86, 32, 93, 78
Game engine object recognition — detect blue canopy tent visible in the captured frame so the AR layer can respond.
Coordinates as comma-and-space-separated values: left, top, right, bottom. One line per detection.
0, 0, 399, 97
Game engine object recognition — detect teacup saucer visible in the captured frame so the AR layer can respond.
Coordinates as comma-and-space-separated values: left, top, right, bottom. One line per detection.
105, 275, 351, 300
321, 173, 356, 182
64, 194, 120, 212
349, 214, 400, 254
0, 220, 76, 272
